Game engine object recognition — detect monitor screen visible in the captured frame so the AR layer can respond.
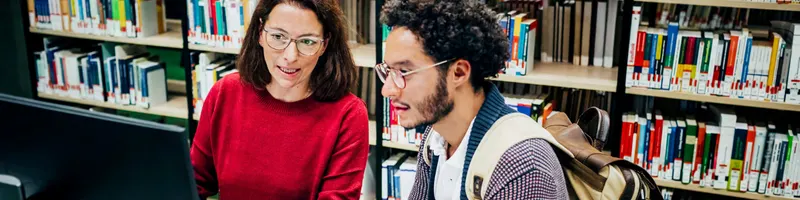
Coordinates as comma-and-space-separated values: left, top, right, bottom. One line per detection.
0, 93, 197, 200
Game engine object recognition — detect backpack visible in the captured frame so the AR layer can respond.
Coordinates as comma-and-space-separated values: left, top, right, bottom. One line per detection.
459, 107, 661, 200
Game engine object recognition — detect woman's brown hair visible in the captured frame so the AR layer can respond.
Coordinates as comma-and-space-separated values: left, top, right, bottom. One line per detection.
237, 0, 356, 102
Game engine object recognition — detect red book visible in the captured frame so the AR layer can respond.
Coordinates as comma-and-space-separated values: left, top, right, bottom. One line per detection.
727, 35, 739, 77
693, 123, 707, 184
686, 37, 696, 65
635, 31, 647, 70
741, 125, 756, 191
650, 113, 664, 175
210, 0, 218, 36
621, 113, 636, 161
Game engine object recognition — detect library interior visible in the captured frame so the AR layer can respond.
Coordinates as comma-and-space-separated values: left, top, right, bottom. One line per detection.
1, 0, 800, 199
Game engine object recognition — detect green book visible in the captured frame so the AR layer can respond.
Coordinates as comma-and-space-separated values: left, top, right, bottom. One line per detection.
682, 116, 698, 184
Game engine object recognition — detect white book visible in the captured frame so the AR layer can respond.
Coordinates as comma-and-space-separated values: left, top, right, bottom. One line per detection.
380, 154, 403, 200
226, 0, 242, 48
711, 105, 736, 189
65, 53, 86, 99
593, 1, 607, 67
79, 56, 90, 99
138, 61, 167, 108
789, 24, 800, 89
197, 52, 222, 100
626, 6, 642, 88
603, 0, 619, 68
136, 0, 160, 38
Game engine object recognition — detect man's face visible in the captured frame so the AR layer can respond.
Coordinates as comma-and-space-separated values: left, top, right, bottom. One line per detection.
381, 27, 454, 128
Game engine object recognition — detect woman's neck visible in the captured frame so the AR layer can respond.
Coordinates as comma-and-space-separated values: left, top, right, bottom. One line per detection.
265, 82, 312, 102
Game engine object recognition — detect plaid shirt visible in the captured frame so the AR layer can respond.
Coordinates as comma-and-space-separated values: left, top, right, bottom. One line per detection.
407, 84, 568, 200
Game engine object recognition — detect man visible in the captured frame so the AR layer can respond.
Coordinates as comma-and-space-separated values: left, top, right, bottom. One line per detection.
378, 0, 568, 199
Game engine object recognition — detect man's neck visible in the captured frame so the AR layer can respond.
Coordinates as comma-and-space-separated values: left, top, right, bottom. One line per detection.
432, 87, 486, 155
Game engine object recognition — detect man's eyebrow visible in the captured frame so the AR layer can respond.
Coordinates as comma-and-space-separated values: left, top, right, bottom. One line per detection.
388, 60, 411, 67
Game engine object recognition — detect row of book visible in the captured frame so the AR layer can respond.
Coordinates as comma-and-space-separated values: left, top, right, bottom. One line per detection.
625, 5, 800, 104
621, 97, 800, 197
27, 0, 169, 38
381, 153, 416, 200
646, 4, 750, 31
496, 81, 614, 122
186, 0, 376, 49
186, 0, 255, 48
539, 0, 622, 68
190, 52, 237, 116
496, 11, 537, 76
35, 38, 168, 108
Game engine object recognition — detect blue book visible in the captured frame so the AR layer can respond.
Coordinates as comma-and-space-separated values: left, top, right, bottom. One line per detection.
649, 33, 658, 85
643, 114, 652, 169
638, 115, 647, 165
741, 37, 752, 86
663, 23, 679, 90
673, 119, 686, 181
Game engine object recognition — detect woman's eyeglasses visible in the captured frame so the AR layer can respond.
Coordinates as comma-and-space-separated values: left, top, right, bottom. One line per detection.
263, 28, 326, 56
375, 59, 454, 89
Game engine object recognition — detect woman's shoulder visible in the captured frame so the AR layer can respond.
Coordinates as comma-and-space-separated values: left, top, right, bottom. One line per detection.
212, 72, 249, 93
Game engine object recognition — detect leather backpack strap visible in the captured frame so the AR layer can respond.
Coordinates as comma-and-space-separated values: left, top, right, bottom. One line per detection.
465, 113, 573, 200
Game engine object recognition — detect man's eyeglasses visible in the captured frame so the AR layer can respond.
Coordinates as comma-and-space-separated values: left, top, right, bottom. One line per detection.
375, 59, 454, 89
263, 28, 326, 56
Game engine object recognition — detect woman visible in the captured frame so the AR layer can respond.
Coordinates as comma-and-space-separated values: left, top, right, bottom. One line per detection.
190, 0, 369, 199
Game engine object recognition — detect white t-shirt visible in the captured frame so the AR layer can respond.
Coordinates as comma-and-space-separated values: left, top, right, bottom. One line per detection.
431, 118, 475, 200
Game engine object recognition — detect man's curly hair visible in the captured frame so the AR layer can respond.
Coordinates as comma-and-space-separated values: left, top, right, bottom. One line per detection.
381, 0, 509, 91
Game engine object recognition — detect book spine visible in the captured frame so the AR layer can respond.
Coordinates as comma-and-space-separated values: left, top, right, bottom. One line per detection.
626, 6, 642, 88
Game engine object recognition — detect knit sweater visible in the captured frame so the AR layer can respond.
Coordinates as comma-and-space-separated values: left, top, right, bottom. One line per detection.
407, 84, 568, 200
190, 73, 370, 200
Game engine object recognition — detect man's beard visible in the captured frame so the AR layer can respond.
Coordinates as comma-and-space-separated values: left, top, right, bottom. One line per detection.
403, 77, 454, 128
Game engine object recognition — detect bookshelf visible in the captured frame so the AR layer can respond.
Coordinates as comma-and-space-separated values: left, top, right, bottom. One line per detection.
188, 43, 377, 67
654, 179, 796, 200
491, 63, 618, 92
626, 88, 800, 112
38, 93, 189, 119
382, 140, 419, 152
29, 20, 184, 49
634, 0, 800, 12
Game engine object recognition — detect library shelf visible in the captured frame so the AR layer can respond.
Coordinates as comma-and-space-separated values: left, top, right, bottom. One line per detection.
626, 87, 800, 112
635, 0, 800, 12
29, 20, 183, 49
188, 43, 377, 67
38, 93, 189, 119
491, 62, 618, 92
382, 140, 419, 152
654, 179, 796, 200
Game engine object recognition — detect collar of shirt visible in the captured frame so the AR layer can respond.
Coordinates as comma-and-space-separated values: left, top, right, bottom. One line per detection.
430, 117, 476, 169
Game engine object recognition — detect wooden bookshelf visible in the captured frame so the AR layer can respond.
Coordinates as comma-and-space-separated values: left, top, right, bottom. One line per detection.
188, 43, 377, 67
655, 179, 796, 200
38, 93, 189, 119
382, 141, 419, 151
491, 63, 618, 92
635, 0, 800, 12
29, 20, 183, 49
626, 87, 800, 112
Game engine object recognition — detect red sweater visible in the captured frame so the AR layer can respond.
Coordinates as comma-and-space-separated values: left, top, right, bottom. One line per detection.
191, 73, 370, 200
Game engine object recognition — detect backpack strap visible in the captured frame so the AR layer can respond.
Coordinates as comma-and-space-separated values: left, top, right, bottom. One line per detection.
464, 113, 573, 200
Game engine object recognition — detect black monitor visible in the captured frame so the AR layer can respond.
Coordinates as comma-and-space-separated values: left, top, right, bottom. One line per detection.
0, 93, 198, 200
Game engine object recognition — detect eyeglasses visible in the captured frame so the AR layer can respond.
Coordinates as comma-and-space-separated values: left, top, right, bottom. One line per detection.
263, 28, 326, 56
375, 59, 454, 89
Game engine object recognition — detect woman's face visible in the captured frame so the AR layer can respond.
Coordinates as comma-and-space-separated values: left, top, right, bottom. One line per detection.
260, 3, 326, 90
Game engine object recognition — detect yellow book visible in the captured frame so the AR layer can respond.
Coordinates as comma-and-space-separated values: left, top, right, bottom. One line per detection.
656, 35, 664, 61
119, 0, 127, 31
768, 33, 780, 86
61, 0, 70, 31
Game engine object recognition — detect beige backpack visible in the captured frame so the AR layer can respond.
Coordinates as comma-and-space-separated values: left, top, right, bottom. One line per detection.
458, 108, 661, 200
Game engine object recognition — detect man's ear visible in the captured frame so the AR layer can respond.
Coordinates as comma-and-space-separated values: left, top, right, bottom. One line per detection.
450, 59, 471, 88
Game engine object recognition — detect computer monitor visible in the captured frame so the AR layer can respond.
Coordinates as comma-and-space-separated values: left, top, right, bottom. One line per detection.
0, 93, 198, 200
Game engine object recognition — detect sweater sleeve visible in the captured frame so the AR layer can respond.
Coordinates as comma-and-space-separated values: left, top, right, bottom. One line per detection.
318, 100, 370, 200
486, 139, 568, 200
190, 78, 224, 199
